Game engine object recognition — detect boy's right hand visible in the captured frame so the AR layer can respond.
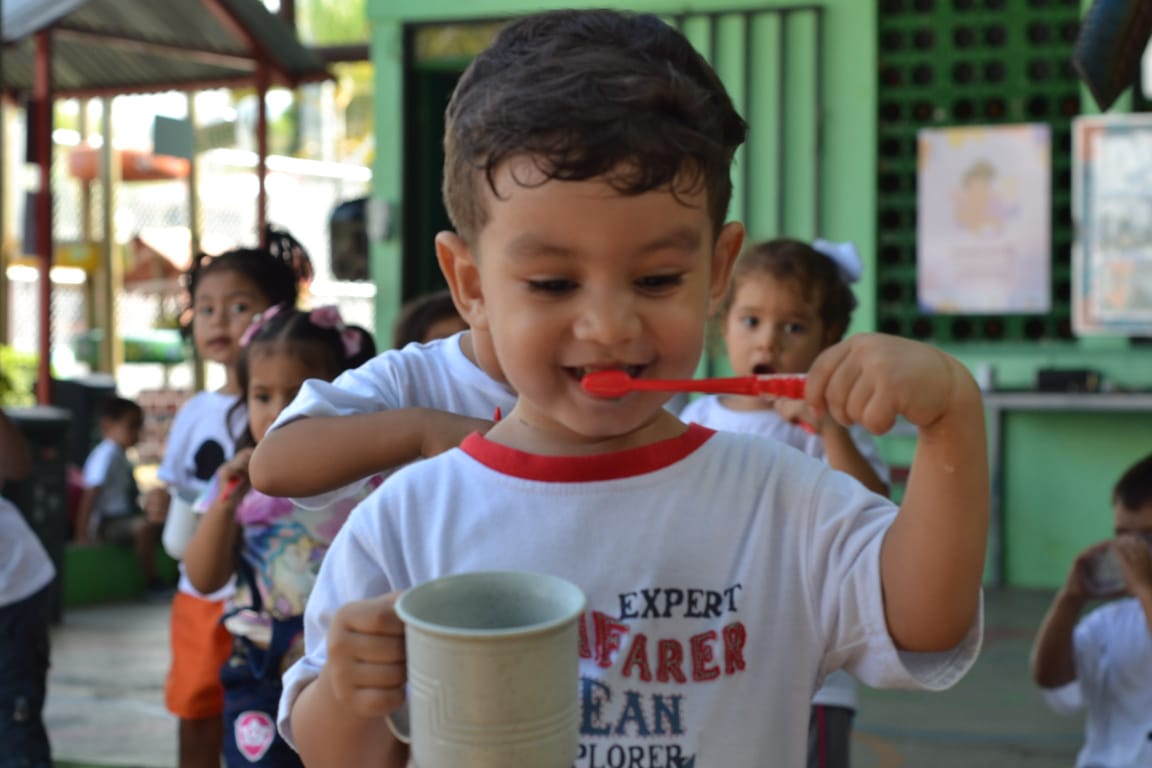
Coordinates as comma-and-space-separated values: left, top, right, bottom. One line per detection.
1064, 541, 1112, 600
319, 591, 408, 719
420, 410, 494, 458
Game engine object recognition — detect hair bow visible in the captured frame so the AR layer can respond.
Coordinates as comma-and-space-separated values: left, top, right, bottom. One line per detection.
812, 239, 862, 284
310, 305, 362, 359
239, 304, 284, 347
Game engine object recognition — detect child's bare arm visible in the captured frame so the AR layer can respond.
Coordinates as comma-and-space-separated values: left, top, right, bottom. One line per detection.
250, 408, 491, 497
807, 333, 989, 652
819, 422, 890, 496
74, 486, 99, 544
291, 593, 410, 767
183, 450, 250, 594
770, 399, 889, 496
1030, 544, 1096, 687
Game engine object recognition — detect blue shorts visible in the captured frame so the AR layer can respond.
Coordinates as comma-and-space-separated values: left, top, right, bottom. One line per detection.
0, 583, 53, 768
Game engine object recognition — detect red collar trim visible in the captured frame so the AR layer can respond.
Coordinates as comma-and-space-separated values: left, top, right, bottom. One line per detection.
460, 423, 715, 482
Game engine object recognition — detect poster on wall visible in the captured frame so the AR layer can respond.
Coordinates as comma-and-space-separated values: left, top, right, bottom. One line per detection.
1073, 113, 1152, 335
916, 124, 1051, 314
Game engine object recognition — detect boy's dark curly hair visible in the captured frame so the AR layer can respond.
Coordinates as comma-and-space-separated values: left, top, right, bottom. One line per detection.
443, 9, 747, 243
1114, 453, 1152, 512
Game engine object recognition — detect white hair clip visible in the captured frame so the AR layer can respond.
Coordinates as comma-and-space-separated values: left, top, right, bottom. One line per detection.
812, 239, 861, 284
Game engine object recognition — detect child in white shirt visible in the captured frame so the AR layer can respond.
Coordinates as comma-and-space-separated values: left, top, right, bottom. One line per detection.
680, 237, 890, 767
279, 10, 990, 767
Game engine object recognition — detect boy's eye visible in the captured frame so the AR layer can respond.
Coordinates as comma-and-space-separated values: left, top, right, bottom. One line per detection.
527, 278, 577, 295
784, 322, 806, 335
739, 316, 760, 330
635, 273, 684, 292
196, 305, 215, 317
252, 392, 271, 404
230, 302, 252, 316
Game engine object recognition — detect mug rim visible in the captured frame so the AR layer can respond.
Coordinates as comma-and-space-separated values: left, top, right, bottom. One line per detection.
395, 570, 586, 639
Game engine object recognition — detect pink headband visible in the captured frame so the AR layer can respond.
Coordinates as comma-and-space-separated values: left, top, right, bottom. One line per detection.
239, 304, 283, 347
238, 304, 362, 359
309, 305, 363, 359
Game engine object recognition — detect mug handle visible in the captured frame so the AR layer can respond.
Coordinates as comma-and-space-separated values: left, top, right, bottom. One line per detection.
386, 702, 411, 744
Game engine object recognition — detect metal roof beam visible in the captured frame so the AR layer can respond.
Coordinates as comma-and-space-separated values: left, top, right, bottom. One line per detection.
52, 25, 257, 71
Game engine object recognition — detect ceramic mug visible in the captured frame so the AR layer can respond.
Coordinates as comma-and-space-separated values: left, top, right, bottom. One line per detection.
393, 570, 586, 768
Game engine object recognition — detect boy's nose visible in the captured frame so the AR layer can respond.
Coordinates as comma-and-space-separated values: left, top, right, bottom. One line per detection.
573, 294, 641, 345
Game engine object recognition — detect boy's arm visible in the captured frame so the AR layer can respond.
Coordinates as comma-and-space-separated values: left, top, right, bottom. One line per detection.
0, 408, 31, 481
250, 408, 490, 498
1031, 543, 1101, 687
290, 593, 410, 768
808, 334, 989, 652
1030, 593, 1085, 688
74, 486, 100, 544
819, 423, 889, 497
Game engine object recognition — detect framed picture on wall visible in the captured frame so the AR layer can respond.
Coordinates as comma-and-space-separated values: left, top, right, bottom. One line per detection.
916, 124, 1052, 315
1073, 113, 1152, 335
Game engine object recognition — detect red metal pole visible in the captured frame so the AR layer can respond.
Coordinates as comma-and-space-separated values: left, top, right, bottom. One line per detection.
34, 31, 54, 405
256, 60, 268, 246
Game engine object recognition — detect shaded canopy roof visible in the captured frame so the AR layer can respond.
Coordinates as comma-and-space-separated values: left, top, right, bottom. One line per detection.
2, 0, 330, 99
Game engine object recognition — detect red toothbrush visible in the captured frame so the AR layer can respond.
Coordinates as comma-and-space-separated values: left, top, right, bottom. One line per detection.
582, 369, 806, 399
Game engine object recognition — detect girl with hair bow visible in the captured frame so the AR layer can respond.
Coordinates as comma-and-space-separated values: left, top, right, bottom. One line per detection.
679, 237, 891, 768
182, 306, 376, 768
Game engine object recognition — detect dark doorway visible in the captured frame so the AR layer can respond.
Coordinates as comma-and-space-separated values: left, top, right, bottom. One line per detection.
403, 66, 462, 300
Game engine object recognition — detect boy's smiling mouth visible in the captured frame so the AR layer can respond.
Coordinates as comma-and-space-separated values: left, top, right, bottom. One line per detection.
570, 364, 645, 382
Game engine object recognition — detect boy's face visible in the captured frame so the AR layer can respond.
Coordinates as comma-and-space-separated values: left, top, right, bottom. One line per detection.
105, 411, 143, 449
440, 158, 743, 452
721, 273, 833, 377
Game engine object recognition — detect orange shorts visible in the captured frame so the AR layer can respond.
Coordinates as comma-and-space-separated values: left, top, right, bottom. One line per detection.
164, 591, 233, 719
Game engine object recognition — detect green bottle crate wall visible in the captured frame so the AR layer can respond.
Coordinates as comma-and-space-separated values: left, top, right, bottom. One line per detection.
876, 0, 1081, 343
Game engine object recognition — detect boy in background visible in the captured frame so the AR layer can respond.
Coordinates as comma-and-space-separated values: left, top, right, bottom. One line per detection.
1031, 453, 1152, 768
280, 10, 990, 766
75, 396, 167, 594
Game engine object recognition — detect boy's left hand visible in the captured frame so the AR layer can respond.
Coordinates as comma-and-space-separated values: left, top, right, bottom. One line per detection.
806, 333, 972, 434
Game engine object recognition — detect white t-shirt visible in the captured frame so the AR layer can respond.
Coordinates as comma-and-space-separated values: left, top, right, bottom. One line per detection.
678, 394, 892, 710
1041, 598, 1152, 767
678, 395, 891, 485
157, 390, 243, 600
268, 331, 516, 510
0, 497, 55, 607
157, 390, 243, 490
279, 427, 981, 765
82, 438, 138, 533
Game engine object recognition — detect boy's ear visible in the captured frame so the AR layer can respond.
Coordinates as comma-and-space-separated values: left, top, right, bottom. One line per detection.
708, 221, 745, 314
435, 231, 488, 330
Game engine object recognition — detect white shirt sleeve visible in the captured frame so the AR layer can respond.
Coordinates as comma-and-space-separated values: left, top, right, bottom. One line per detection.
82, 440, 115, 488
